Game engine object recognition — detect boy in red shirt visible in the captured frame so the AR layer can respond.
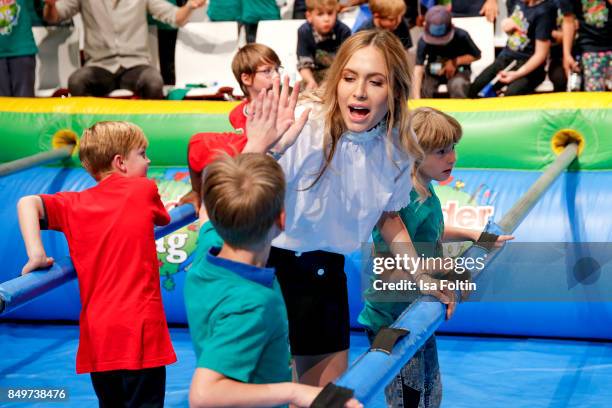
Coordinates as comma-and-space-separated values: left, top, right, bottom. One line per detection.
179, 43, 286, 211
17, 121, 175, 407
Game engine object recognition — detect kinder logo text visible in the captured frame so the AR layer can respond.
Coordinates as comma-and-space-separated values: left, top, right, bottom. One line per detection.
156, 234, 188, 263
442, 201, 494, 229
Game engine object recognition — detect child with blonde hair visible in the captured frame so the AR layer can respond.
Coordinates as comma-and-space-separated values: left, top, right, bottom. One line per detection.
356, 0, 414, 51
359, 107, 513, 407
185, 29, 458, 388
263, 30, 453, 387
17, 121, 175, 407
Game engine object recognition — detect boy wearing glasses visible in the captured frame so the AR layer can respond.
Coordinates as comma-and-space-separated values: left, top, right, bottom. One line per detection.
179, 43, 285, 210
228, 44, 284, 134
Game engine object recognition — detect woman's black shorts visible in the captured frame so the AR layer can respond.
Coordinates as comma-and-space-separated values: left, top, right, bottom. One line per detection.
268, 247, 349, 356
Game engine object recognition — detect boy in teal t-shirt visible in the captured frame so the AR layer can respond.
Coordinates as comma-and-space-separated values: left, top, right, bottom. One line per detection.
185, 216, 293, 390
184, 152, 361, 407
359, 107, 512, 408
0, 0, 37, 96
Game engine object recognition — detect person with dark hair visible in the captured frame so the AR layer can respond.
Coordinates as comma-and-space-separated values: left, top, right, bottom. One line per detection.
179, 43, 285, 211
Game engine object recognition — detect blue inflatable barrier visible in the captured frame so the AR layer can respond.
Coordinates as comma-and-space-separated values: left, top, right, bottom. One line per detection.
0, 204, 196, 315
1, 167, 611, 339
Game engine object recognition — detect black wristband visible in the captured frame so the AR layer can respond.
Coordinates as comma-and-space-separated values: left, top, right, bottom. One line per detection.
310, 383, 354, 408
475, 231, 499, 251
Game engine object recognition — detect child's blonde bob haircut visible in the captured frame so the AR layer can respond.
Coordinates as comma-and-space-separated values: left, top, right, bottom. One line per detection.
411, 107, 462, 198
369, 0, 407, 17
231, 43, 282, 97
306, 0, 338, 12
79, 121, 148, 180
202, 153, 286, 248
308, 29, 426, 197
411, 107, 462, 153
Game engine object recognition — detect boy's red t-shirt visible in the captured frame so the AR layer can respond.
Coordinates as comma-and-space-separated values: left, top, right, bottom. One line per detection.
40, 174, 176, 374
188, 132, 248, 172
189, 101, 250, 172
228, 100, 248, 133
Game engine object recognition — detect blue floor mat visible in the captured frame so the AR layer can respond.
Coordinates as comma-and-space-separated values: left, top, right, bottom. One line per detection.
0, 323, 610, 407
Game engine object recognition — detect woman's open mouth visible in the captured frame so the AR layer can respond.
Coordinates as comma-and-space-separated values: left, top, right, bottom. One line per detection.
348, 105, 371, 122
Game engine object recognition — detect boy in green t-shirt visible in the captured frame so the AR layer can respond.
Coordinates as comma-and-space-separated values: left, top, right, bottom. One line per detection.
359, 107, 513, 408
184, 89, 361, 408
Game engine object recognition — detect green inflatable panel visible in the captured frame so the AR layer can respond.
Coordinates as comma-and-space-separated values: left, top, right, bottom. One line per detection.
0, 93, 610, 170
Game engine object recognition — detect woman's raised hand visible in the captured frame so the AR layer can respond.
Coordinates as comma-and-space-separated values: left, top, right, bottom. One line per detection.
243, 77, 310, 155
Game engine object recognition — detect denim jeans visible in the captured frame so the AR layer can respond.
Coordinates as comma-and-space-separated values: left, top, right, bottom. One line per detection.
367, 330, 442, 408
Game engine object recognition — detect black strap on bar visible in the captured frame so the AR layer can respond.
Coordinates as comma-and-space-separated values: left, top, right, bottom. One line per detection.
475, 231, 499, 251
370, 327, 410, 354
310, 383, 354, 408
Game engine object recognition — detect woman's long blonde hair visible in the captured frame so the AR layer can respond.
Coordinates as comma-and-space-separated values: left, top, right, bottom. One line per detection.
307, 29, 426, 198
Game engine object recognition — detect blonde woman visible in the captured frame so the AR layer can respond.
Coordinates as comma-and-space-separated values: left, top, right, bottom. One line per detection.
262, 30, 454, 387
190, 29, 455, 388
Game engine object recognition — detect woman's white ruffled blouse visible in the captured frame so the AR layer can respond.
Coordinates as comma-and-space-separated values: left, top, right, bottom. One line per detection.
272, 107, 414, 255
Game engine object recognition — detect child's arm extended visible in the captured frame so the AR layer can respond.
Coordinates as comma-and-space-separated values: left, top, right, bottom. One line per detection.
17, 196, 54, 275
498, 39, 551, 84
189, 368, 362, 408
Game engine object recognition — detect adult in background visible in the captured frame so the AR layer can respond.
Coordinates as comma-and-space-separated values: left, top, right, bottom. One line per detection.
0, 0, 37, 97
43, 0, 205, 99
